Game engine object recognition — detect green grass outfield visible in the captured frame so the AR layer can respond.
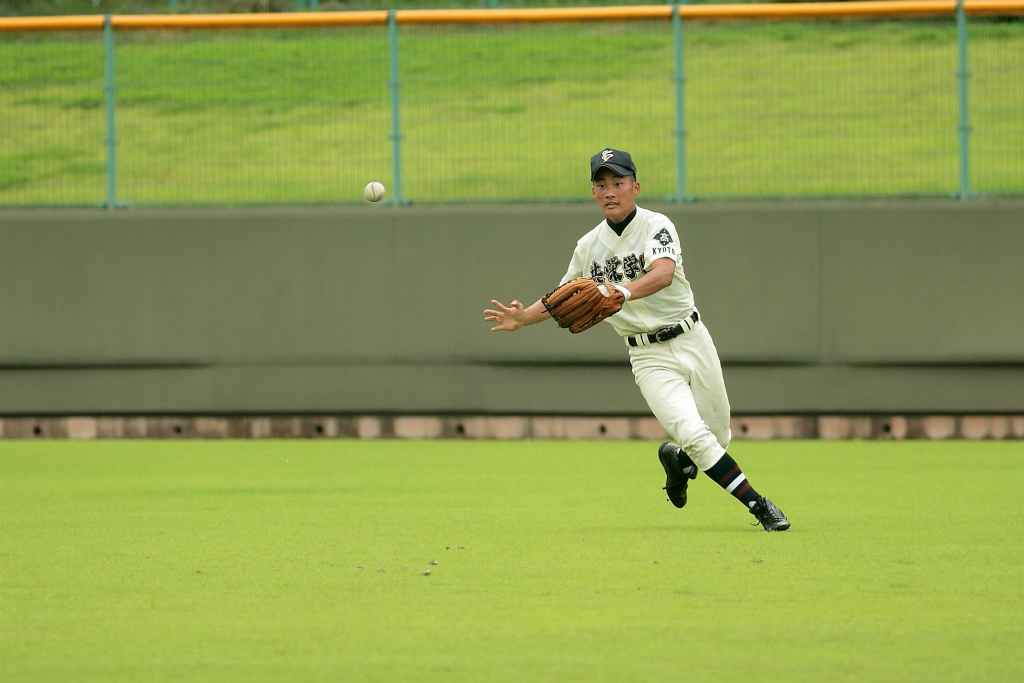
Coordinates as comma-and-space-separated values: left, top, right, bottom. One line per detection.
2, 439, 1022, 682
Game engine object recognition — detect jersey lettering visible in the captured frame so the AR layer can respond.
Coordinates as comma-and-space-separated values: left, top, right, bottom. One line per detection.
604, 256, 624, 283
622, 253, 644, 280
590, 253, 647, 283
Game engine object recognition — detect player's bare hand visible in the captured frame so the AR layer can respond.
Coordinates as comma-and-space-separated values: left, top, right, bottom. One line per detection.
484, 299, 526, 332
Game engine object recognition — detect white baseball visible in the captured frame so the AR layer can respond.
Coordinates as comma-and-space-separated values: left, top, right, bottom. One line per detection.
364, 181, 386, 203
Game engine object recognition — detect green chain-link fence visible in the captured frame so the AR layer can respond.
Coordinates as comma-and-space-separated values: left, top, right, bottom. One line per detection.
1, 4, 1022, 206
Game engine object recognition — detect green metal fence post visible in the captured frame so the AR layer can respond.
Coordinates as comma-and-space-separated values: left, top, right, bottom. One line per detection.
388, 10, 405, 205
103, 15, 117, 209
672, 4, 690, 202
956, 0, 971, 199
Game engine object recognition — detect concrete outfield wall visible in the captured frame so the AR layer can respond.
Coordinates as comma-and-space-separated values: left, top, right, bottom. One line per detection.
4, 414, 1024, 441
1, 199, 1023, 415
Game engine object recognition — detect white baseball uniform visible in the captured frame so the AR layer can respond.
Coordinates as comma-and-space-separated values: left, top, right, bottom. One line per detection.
560, 206, 731, 470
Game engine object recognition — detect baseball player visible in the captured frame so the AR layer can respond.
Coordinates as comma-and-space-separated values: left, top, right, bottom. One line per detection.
484, 148, 790, 531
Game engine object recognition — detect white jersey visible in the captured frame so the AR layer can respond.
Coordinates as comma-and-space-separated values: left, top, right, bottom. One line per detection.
560, 206, 695, 337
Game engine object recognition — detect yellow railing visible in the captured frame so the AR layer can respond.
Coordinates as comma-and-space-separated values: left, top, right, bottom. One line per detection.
2, 0, 1023, 32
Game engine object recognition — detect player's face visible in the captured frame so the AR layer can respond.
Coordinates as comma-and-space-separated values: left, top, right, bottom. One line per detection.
591, 169, 640, 223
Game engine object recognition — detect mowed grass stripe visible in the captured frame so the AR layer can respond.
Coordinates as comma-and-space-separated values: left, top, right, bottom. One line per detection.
1, 439, 1022, 682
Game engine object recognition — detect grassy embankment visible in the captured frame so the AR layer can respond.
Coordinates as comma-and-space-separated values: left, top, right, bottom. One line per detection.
1, 20, 1021, 205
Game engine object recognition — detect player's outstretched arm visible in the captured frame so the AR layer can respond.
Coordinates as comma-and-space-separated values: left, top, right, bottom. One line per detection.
484, 298, 550, 332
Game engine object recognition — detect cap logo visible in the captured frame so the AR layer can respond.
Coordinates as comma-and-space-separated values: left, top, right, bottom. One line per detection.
601, 150, 615, 163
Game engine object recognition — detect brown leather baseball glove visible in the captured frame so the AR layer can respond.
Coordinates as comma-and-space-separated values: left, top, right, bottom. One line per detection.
542, 278, 625, 333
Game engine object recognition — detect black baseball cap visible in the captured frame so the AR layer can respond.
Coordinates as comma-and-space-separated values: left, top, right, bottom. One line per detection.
590, 148, 637, 180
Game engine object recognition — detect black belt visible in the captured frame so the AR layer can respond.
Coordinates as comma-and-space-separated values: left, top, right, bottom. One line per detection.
626, 310, 699, 347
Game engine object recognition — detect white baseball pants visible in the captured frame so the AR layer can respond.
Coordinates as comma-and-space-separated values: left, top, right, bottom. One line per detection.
627, 319, 732, 470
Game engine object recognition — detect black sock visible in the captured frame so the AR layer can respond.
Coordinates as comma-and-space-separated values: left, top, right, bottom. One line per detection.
704, 452, 760, 507
677, 448, 697, 473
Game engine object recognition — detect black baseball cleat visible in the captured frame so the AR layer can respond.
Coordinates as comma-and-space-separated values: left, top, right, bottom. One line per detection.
749, 497, 791, 532
658, 441, 698, 508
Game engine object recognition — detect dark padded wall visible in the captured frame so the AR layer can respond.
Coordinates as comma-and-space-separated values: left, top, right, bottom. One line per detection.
2, 200, 1022, 415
